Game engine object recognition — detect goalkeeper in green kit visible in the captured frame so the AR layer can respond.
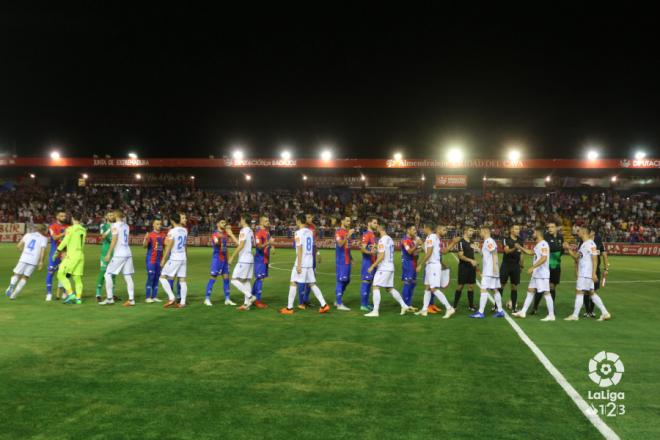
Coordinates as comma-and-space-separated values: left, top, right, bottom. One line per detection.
95, 211, 117, 302
58, 211, 87, 304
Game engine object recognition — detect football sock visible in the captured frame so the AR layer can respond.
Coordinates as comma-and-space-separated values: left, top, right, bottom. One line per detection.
124, 275, 134, 301
231, 279, 251, 297
9, 274, 19, 289
390, 288, 406, 308
58, 271, 72, 295
532, 291, 543, 311
372, 288, 381, 313
335, 281, 344, 305
360, 281, 371, 307
13, 278, 27, 297
303, 285, 311, 303
520, 291, 534, 313
104, 272, 114, 299
453, 289, 462, 308
511, 288, 518, 309
408, 283, 416, 306
253, 279, 263, 300
179, 282, 188, 305
432, 290, 452, 309
298, 283, 306, 304
544, 293, 554, 316
583, 294, 592, 314
310, 285, 327, 308
467, 290, 475, 308
550, 288, 556, 302
590, 294, 608, 315
223, 278, 231, 299
145, 275, 153, 299
422, 290, 432, 311
572, 293, 584, 317
205, 278, 216, 299
287, 285, 297, 309
46, 270, 54, 295
160, 278, 175, 301
493, 291, 503, 312
478, 292, 488, 314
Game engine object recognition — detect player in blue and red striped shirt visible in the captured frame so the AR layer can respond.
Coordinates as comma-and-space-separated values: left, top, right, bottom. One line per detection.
400, 224, 422, 308
253, 216, 273, 309
205, 219, 238, 306
143, 218, 167, 302
45, 211, 68, 301
359, 217, 379, 311
334, 216, 354, 311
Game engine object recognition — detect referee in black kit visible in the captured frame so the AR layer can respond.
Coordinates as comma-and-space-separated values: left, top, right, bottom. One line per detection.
454, 227, 478, 311
497, 225, 524, 312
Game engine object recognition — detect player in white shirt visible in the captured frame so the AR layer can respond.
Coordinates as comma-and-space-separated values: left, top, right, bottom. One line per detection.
279, 214, 330, 314
5, 225, 48, 300
364, 223, 410, 317
564, 226, 611, 321
159, 213, 189, 308
470, 225, 504, 319
513, 227, 555, 321
416, 223, 460, 318
100, 210, 136, 306
228, 213, 257, 310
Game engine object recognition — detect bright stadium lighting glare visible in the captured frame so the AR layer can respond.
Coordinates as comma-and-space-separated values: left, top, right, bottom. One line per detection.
190, 175, 195, 180
302, 175, 308, 181
50, 150, 61, 160
82, 173, 88, 179
507, 149, 521, 161
611, 175, 618, 182
135, 173, 142, 180
421, 174, 426, 181
447, 147, 463, 163
360, 174, 366, 181
482, 176, 487, 181
245, 174, 252, 181
232, 149, 244, 160
586, 150, 599, 161
29, 173, 36, 179
393, 152, 403, 161
635, 150, 646, 160
280, 150, 292, 160
320, 149, 332, 161
545, 175, 551, 182
128, 152, 138, 159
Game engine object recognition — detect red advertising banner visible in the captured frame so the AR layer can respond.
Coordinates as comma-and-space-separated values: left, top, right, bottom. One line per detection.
435, 174, 468, 188
604, 243, 660, 256
2, 157, 660, 169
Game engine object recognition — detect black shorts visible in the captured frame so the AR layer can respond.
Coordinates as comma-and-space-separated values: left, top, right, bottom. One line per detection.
549, 267, 561, 285
499, 264, 521, 286
458, 264, 476, 285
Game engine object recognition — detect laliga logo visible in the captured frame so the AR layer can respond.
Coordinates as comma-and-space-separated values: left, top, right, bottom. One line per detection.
588, 351, 624, 387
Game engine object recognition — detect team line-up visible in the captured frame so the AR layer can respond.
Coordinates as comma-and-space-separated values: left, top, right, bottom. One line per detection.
5, 209, 612, 321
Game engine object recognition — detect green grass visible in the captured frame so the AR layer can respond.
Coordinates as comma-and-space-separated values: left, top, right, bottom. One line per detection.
0, 243, 658, 439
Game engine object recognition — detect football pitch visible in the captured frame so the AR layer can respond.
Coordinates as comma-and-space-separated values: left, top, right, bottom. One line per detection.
0, 243, 658, 439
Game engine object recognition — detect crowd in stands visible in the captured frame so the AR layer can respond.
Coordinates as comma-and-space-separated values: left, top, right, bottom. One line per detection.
0, 184, 658, 243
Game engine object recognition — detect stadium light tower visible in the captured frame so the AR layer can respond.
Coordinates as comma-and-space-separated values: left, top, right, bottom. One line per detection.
50, 150, 61, 160
128, 152, 138, 159
586, 150, 599, 161
280, 150, 292, 160
232, 149, 244, 160
507, 149, 521, 161
320, 149, 332, 161
635, 150, 646, 160
447, 147, 463, 163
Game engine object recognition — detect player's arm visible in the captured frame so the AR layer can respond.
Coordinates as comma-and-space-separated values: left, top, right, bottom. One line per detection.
591, 253, 598, 282
369, 247, 384, 273
104, 228, 119, 263
38, 246, 46, 270
16, 236, 25, 251
56, 229, 70, 252
441, 236, 461, 254
256, 233, 268, 250
336, 232, 347, 248
516, 243, 533, 256
143, 233, 149, 248
296, 241, 302, 273
602, 250, 610, 272
161, 236, 173, 266
229, 236, 245, 264
564, 242, 579, 261
225, 227, 239, 245
503, 239, 516, 254
527, 247, 547, 274
491, 252, 499, 276
416, 242, 432, 272
457, 243, 476, 266
360, 239, 374, 255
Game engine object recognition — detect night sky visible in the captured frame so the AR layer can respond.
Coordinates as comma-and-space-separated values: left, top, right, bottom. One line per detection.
0, 4, 657, 159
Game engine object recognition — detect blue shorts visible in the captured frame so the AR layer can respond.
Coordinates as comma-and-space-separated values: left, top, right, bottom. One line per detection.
255, 262, 269, 279
361, 265, 374, 282
146, 262, 162, 277
48, 251, 61, 271
210, 259, 229, 277
336, 264, 351, 282
402, 271, 417, 282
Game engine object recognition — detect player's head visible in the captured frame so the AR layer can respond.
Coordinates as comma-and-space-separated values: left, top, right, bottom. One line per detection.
113, 209, 125, 221
56, 211, 66, 223
588, 226, 597, 239
578, 226, 589, 240
70, 211, 83, 224
534, 226, 544, 241
341, 216, 351, 229
170, 213, 183, 226
436, 225, 447, 237
296, 213, 306, 227
547, 221, 557, 235
305, 213, 314, 225
406, 223, 417, 238
238, 213, 249, 227
35, 224, 48, 235
217, 219, 227, 230
463, 227, 474, 239
367, 217, 378, 231
106, 211, 116, 222
152, 218, 162, 231
479, 225, 491, 238
422, 221, 435, 234
376, 222, 387, 236
259, 215, 270, 227
510, 224, 520, 237
179, 213, 187, 226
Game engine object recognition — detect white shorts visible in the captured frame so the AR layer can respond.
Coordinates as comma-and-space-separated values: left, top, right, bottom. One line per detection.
577, 277, 595, 292
374, 270, 394, 288
480, 275, 501, 290
161, 259, 187, 278
441, 267, 450, 289
13, 261, 37, 277
106, 256, 135, 276
232, 262, 253, 280
424, 263, 442, 288
290, 267, 316, 284
528, 277, 550, 293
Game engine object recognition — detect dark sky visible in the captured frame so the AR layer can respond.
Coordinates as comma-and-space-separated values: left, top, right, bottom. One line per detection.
0, 4, 658, 159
